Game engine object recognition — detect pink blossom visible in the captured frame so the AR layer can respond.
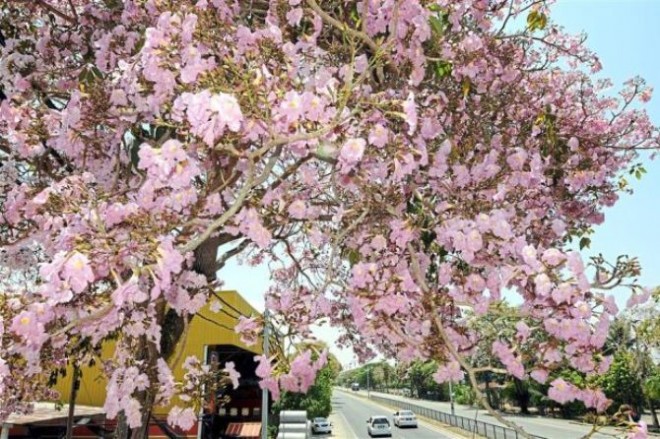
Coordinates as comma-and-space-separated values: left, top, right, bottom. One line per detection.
548, 378, 579, 404
110, 89, 128, 106
466, 229, 483, 253
580, 389, 610, 413
236, 317, 260, 345
534, 273, 553, 296
181, 91, 243, 146
279, 91, 304, 123
492, 340, 525, 379
255, 355, 272, 379
530, 369, 549, 384
302, 92, 327, 122
368, 125, 389, 147
235, 208, 272, 249
371, 234, 387, 251
224, 361, 241, 389
260, 376, 280, 401
167, 406, 197, 430
628, 421, 648, 439
288, 200, 307, 219
209, 299, 223, 313
515, 321, 531, 342
403, 92, 418, 135
433, 361, 464, 384
542, 248, 565, 266
520, 245, 539, 268
626, 289, 651, 308
286, 8, 303, 27
340, 138, 366, 164
62, 252, 95, 294
11, 311, 47, 346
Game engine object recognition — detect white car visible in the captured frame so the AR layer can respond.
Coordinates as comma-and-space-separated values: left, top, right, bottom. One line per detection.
393, 410, 418, 428
311, 417, 332, 434
366, 416, 392, 437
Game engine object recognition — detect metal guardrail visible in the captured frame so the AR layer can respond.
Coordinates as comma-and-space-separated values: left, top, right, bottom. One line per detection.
368, 394, 547, 439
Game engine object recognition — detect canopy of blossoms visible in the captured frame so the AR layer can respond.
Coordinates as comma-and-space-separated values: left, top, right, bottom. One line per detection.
0, 0, 657, 437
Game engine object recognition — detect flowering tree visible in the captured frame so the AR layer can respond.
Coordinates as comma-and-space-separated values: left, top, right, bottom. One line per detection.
1, 0, 658, 438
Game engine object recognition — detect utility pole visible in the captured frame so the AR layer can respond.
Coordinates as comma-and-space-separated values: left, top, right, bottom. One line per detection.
261, 308, 269, 439
367, 367, 370, 398
65, 363, 81, 439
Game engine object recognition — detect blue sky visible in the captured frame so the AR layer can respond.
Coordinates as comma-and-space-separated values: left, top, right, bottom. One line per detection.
219, 0, 660, 366
552, 0, 660, 305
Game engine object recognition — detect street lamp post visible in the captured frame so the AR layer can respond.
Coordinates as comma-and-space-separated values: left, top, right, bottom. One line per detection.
261, 309, 269, 439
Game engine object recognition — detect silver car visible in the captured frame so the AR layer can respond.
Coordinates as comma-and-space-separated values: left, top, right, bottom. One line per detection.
366, 415, 392, 437
393, 410, 418, 428
311, 417, 332, 434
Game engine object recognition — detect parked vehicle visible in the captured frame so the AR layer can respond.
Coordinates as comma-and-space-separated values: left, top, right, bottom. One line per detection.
366, 416, 392, 437
311, 417, 332, 434
393, 410, 418, 428
351, 382, 360, 391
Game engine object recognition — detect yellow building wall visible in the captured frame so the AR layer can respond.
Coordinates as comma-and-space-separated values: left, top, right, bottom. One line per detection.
54, 290, 262, 415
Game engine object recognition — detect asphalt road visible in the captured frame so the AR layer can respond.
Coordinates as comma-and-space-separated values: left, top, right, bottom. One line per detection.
330, 390, 456, 438
361, 390, 630, 439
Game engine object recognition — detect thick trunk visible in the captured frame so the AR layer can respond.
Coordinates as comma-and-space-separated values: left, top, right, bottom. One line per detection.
114, 235, 234, 438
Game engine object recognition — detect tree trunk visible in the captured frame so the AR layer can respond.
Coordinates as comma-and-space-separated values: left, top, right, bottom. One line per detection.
65, 364, 81, 439
115, 411, 129, 439
129, 389, 156, 439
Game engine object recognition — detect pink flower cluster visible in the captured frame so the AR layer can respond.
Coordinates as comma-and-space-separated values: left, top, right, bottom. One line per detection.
432, 361, 465, 384
254, 350, 327, 400
548, 379, 610, 413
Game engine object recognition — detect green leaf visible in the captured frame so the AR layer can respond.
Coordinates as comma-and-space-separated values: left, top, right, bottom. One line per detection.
527, 10, 547, 31
347, 248, 360, 266
433, 60, 453, 79
579, 237, 591, 250
430, 15, 445, 36
78, 65, 104, 86
462, 79, 471, 98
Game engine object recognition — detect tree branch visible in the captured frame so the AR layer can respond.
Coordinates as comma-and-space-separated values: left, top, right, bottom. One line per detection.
406, 244, 535, 439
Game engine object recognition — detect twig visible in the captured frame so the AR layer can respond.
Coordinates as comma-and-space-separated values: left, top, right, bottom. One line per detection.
18, 0, 78, 24
306, 0, 381, 56
53, 303, 114, 337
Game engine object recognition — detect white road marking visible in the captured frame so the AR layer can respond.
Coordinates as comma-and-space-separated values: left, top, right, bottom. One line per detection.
337, 406, 360, 438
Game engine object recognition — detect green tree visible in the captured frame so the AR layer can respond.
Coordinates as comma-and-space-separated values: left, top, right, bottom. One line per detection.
597, 352, 645, 414
275, 365, 334, 419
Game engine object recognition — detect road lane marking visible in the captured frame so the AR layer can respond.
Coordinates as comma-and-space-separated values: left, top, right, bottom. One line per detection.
335, 400, 360, 438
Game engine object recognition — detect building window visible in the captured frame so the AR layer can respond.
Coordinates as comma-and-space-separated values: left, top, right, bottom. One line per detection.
253, 408, 261, 417
230, 408, 238, 417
